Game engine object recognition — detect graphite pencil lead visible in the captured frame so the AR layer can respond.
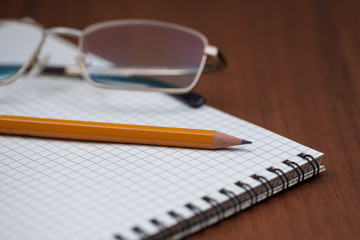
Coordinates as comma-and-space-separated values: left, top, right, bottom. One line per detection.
241, 139, 252, 145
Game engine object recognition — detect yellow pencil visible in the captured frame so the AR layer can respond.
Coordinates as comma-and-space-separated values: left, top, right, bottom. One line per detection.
0, 115, 251, 149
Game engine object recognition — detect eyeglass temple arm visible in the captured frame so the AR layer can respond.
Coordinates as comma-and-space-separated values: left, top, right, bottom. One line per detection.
203, 45, 227, 73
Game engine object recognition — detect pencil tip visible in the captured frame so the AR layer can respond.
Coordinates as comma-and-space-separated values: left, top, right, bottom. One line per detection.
212, 132, 252, 149
241, 139, 252, 145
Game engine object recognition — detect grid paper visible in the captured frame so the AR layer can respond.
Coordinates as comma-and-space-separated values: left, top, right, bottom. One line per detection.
0, 23, 323, 240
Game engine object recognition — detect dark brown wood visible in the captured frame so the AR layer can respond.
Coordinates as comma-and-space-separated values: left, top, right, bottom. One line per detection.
1, 0, 359, 239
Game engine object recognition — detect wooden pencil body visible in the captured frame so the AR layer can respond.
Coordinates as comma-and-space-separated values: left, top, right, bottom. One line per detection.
0, 115, 217, 149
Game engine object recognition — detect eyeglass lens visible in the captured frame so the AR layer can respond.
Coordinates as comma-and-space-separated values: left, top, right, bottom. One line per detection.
0, 21, 43, 81
82, 22, 206, 90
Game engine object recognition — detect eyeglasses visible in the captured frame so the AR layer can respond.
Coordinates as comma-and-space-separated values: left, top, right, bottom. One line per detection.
0, 19, 226, 106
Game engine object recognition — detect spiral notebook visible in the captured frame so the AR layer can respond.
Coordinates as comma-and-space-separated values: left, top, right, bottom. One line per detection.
0, 25, 324, 240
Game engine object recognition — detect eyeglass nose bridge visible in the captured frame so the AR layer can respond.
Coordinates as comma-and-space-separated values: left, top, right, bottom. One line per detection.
45, 27, 83, 38
24, 27, 83, 78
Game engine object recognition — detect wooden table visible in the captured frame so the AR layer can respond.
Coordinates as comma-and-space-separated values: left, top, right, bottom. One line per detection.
2, 0, 359, 239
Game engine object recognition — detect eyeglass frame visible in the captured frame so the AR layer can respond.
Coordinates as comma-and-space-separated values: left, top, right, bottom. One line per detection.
0, 18, 226, 94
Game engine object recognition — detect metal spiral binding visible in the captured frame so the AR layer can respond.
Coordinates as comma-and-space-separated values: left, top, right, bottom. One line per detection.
251, 174, 274, 197
266, 167, 290, 190
150, 218, 166, 230
202, 196, 224, 223
119, 154, 317, 240
299, 154, 320, 175
168, 210, 188, 238
235, 181, 257, 205
113, 234, 126, 240
168, 210, 185, 221
219, 188, 242, 212
185, 203, 208, 230
283, 160, 305, 183
132, 226, 148, 239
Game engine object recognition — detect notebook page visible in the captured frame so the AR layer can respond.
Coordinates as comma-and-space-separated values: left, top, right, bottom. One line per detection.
0, 23, 323, 240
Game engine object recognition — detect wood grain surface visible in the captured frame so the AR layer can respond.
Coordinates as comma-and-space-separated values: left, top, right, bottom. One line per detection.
1, 0, 359, 239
